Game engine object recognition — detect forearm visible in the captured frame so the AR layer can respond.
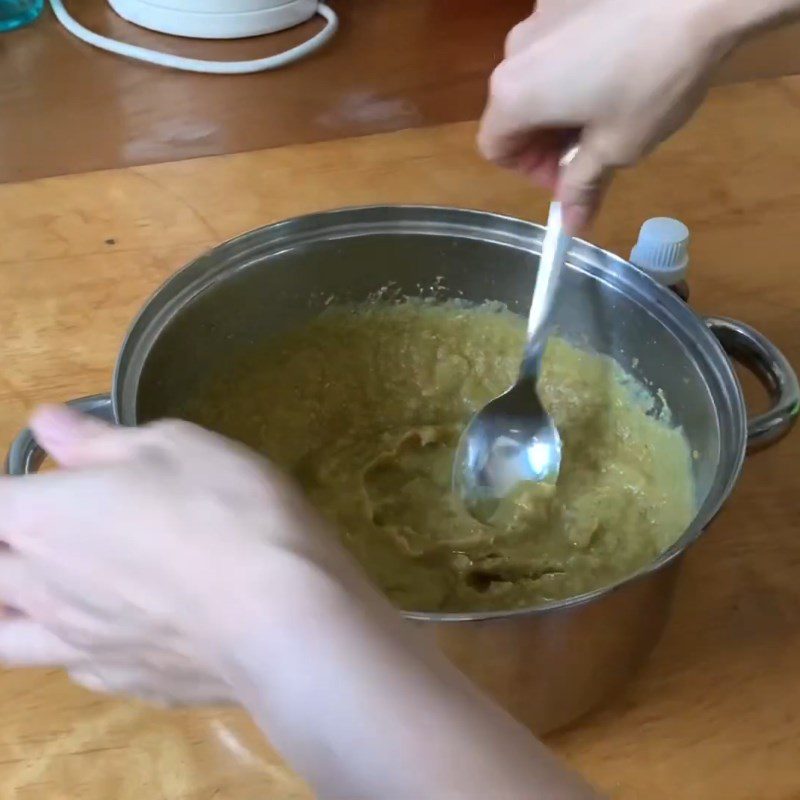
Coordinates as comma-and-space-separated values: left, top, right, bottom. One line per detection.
212, 558, 601, 799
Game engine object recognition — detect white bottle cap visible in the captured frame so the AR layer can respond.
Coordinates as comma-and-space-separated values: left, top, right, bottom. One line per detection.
629, 217, 690, 286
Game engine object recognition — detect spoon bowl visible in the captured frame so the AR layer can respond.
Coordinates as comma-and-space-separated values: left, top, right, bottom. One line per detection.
453, 193, 572, 517
452, 371, 562, 519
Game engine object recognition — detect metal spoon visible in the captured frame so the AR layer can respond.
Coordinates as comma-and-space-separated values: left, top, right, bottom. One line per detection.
452, 171, 574, 518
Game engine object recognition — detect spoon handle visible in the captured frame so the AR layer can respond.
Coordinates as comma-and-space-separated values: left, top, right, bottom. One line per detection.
527, 200, 570, 340
520, 200, 572, 382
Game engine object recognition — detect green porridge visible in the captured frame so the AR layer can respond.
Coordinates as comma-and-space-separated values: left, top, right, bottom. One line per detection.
183, 301, 695, 612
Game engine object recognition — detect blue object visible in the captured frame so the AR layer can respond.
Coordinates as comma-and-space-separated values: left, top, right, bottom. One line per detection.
0, 0, 43, 32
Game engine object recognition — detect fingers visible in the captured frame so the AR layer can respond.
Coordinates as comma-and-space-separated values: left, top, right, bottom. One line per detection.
0, 554, 33, 612
515, 129, 579, 190
477, 58, 534, 166
556, 132, 616, 235
479, 47, 583, 168
68, 665, 234, 706
0, 482, 30, 541
479, 115, 613, 234
0, 405, 135, 537
68, 668, 109, 695
503, 18, 535, 58
0, 464, 101, 546
0, 618, 84, 667
29, 405, 137, 469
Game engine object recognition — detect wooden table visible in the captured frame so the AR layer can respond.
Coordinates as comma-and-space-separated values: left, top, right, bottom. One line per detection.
3, 0, 800, 184
1, 75, 800, 799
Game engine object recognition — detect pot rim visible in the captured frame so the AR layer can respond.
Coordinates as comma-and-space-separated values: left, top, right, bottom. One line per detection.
112, 204, 749, 622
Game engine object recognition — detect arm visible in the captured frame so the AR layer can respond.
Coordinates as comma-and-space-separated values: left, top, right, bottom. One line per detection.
0, 407, 601, 800
215, 561, 600, 799
480, 0, 800, 233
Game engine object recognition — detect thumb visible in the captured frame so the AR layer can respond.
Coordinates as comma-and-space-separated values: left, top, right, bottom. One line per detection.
0, 618, 84, 668
556, 131, 615, 235
29, 405, 136, 468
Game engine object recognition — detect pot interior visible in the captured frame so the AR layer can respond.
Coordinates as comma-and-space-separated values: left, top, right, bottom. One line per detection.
122, 207, 745, 570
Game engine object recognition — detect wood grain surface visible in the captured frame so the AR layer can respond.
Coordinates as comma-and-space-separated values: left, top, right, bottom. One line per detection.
1, 75, 800, 798
3, 0, 800, 184
0, 0, 523, 184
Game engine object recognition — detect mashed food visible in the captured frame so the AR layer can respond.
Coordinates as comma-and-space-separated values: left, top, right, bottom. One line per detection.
184, 300, 695, 612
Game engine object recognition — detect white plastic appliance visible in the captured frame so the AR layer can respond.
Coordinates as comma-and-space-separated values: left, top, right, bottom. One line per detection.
49, 0, 338, 73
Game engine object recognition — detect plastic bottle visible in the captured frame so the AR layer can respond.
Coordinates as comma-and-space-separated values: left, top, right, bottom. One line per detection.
0, 0, 44, 32
629, 217, 690, 301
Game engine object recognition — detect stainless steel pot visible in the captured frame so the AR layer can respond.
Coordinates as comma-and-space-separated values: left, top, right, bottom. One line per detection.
7, 206, 798, 733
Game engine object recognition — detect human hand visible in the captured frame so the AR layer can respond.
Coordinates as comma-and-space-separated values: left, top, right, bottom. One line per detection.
0, 406, 359, 706
479, 0, 739, 232
0, 407, 603, 798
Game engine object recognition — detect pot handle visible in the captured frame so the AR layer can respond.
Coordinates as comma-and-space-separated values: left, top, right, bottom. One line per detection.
706, 317, 799, 451
4, 394, 115, 476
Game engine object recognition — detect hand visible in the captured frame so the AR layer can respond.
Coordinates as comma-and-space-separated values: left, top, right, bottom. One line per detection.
0, 407, 602, 798
0, 406, 357, 706
478, 0, 739, 231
